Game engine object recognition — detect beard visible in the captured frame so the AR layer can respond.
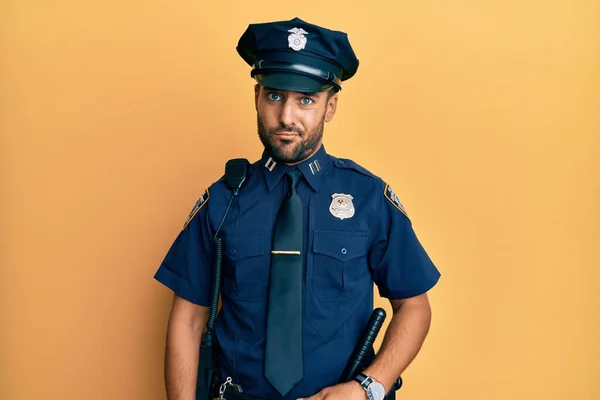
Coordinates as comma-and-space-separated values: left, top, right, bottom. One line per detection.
257, 114, 325, 164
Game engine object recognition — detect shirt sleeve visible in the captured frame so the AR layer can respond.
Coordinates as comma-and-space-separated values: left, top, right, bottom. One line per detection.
153, 190, 214, 306
368, 181, 441, 299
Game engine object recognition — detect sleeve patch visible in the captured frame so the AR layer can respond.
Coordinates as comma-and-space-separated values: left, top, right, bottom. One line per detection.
183, 188, 209, 229
384, 184, 408, 218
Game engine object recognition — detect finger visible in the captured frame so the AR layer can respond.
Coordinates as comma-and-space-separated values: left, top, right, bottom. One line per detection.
297, 394, 318, 400
299, 388, 327, 400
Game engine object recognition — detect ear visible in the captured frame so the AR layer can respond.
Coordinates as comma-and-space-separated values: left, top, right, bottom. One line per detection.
324, 92, 338, 123
254, 84, 260, 111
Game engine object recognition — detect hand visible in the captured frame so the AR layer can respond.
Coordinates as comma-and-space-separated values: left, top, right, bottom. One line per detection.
298, 381, 366, 400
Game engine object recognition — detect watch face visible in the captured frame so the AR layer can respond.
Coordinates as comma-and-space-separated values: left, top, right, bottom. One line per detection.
367, 381, 386, 400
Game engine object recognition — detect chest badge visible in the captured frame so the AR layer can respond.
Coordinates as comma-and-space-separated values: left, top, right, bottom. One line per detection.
329, 193, 355, 220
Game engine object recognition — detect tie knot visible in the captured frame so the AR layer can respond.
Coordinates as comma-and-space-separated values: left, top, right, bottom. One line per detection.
286, 169, 303, 191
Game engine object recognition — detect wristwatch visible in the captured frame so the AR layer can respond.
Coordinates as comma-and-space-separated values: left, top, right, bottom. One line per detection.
354, 373, 386, 400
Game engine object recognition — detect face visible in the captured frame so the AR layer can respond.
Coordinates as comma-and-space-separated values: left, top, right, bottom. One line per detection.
255, 84, 338, 164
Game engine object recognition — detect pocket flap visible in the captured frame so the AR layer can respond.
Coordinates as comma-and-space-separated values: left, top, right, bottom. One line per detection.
313, 231, 368, 262
224, 232, 264, 261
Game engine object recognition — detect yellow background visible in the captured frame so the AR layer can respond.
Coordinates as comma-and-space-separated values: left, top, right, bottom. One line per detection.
2, 0, 598, 399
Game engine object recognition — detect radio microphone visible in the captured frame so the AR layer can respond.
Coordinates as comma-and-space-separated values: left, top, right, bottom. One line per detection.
225, 158, 250, 194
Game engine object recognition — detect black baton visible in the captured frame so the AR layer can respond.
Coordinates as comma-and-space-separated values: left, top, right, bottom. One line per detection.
341, 307, 387, 382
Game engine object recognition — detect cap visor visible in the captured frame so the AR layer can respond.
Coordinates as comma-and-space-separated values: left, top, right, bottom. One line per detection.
255, 72, 332, 93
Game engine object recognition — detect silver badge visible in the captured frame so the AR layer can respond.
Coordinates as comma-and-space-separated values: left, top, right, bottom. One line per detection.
287, 27, 308, 51
329, 193, 355, 220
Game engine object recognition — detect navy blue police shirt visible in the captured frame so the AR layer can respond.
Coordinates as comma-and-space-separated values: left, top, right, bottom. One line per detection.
154, 145, 440, 400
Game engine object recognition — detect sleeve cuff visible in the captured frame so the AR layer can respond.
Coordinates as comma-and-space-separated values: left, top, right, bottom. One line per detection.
153, 266, 211, 307
378, 271, 441, 300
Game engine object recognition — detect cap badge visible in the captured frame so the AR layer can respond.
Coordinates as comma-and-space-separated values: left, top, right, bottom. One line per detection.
329, 193, 355, 220
288, 27, 308, 51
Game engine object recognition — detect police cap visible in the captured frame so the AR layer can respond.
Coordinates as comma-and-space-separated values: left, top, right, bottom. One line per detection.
236, 17, 359, 93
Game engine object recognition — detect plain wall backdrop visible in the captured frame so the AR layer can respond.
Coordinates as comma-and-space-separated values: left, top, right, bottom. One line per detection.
1, 1, 599, 399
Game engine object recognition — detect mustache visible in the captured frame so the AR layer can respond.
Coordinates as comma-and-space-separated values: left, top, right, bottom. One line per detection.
271, 125, 303, 135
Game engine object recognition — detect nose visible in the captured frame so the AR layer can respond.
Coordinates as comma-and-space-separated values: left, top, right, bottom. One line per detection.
279, 98, 296, 128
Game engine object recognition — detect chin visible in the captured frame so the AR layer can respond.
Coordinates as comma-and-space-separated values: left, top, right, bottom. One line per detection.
271, 148, 302, 163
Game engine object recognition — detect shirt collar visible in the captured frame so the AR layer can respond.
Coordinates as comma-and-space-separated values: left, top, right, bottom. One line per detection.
261, 144, 329, 193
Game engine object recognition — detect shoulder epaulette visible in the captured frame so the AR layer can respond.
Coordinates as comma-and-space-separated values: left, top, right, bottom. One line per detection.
331, 157, 378, 179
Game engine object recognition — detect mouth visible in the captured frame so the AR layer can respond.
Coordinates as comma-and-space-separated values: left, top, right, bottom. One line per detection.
273, 131, 299, 139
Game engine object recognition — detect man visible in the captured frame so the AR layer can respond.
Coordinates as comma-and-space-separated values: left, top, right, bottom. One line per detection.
154, 17, 440, 400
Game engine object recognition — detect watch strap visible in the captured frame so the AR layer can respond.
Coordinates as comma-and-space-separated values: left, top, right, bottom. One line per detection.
354, 373, 372, 389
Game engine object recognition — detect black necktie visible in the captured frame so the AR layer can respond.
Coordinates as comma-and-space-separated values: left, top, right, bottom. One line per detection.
265, 169, 304, 396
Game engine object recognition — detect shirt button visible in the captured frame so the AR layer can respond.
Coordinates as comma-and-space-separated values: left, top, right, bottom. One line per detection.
230, 249, 236, 255
341, 248, 347, 255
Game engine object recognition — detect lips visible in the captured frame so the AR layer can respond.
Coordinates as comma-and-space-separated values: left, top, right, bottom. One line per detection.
274, 131, 299, 139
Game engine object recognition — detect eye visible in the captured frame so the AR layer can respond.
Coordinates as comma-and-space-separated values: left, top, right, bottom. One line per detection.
267, 92, 282, 101
300, 97, 314, 105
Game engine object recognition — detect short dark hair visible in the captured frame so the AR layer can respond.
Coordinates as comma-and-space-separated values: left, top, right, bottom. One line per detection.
326, 87, 338, 100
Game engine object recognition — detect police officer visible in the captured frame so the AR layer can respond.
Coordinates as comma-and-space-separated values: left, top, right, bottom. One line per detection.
154, 17, 440, 400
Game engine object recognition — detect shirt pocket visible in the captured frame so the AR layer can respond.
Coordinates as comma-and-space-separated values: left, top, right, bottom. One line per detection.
223, 232, 268, 301
311, 230, 370, 302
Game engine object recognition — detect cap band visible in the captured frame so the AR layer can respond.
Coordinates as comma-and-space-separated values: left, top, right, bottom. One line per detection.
251, 60, 342, 91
